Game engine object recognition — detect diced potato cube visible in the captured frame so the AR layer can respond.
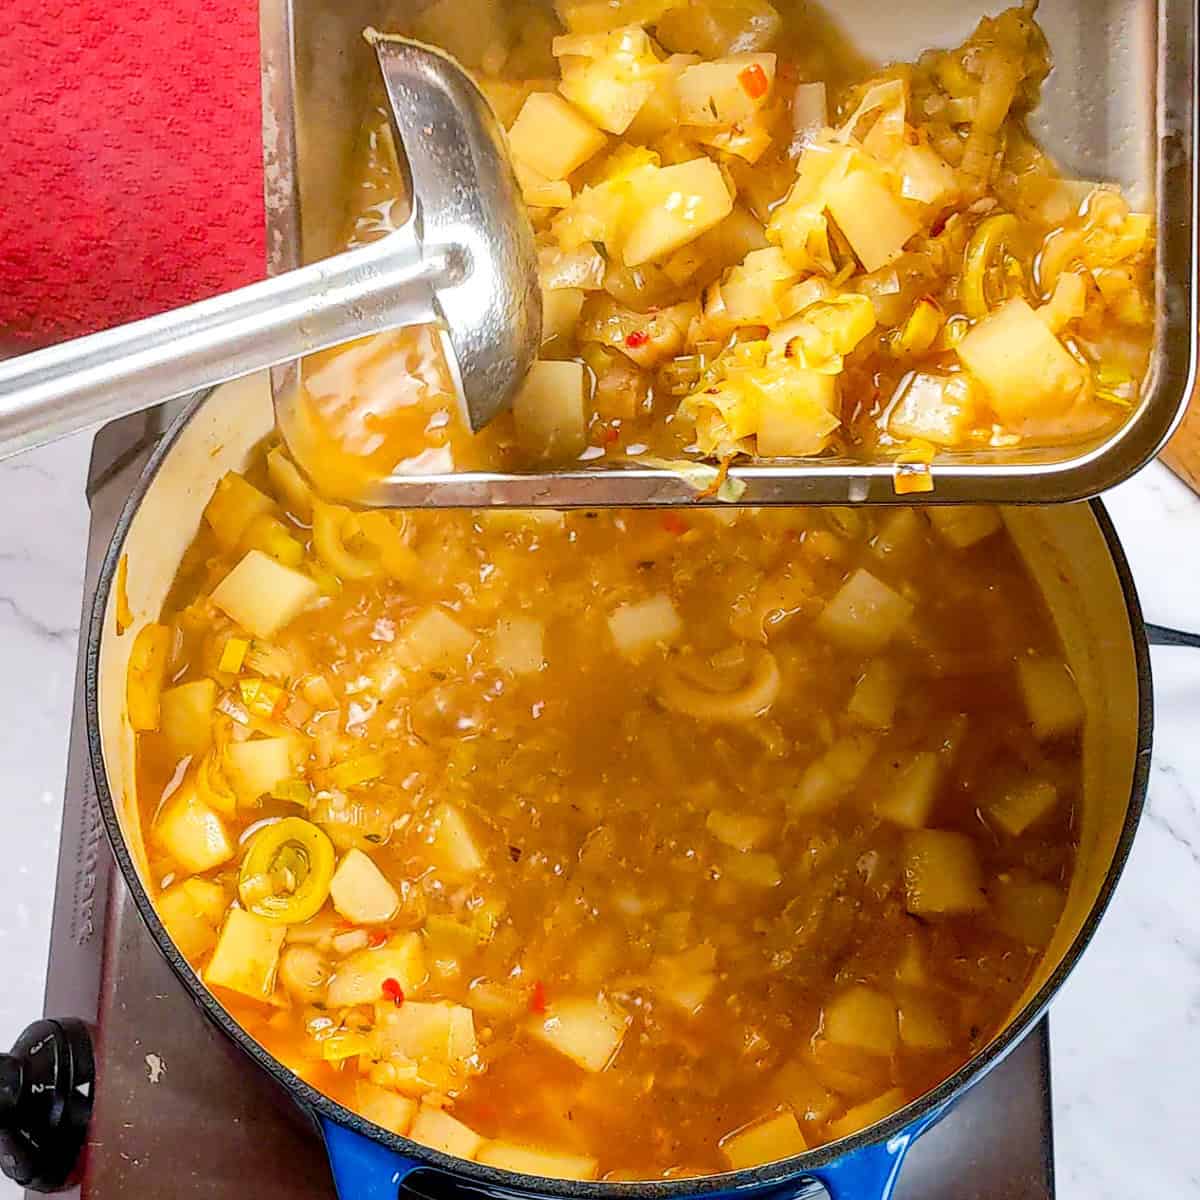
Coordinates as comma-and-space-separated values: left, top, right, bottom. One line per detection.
325, 934, 426, 1009
492, 616, 546, 675
478, 78, 542, 128
477, 1141, 599, 1181
154, 784, 235, 873
608, 594, 682, 660
722, 850, 782, 889
847, 660, 901, 729
559, 57, 656, 135
377, 1001, 477, 1064
425, 914, 486, 971
956, 298, 1086, 420
896, 144, 959, 208
542, 288, 586, 352
514, 360, 588, 464
408, 1106, 484, 1160
515, 160, 573, 209
675, 53, 776, 126
767, 1061, 836, 1124
626, 54, 700, 141
395, 607, 476, 673
203, 471, 275, 550
224, 737, 295, 805
897, 995, 953, 1051
159, 679, 218, 759
427, 803, 486, 879
894, 933, 928, 988
527, 993, 630, 1071
871, 510, 924, 566
825, 168, 920, 272
157, 877, 227, 960
875, 751, 940, 829
903, 830, 986, 915
356, 1080, 417, 1137
826, 1088, 907, 1141
210, 550, 319, 640
413, 0, 508, 69
755, 368, 839, 457
887, 372, 980, 447
622, 158, 734, 266
991, 874, 1064, 947
330, 848, 400, 925
790, 735, 874, 816
719, 1109, 807, 1170
722, 246, 800, 326
706, 809, 773, 851
509, 93, 607, 180
807, 1038, 891, 1099
987, 777, 1059, 836
204, 908, 287, 1001
127, 623, 173, 733
174, 876, 227, 925
823, 986, 898, 1056
817, 568, 914, 654
651, 945, 718, 1014
240, 513, 305, 568
926, 506, 1002, 550
1017, 657, 1084, 740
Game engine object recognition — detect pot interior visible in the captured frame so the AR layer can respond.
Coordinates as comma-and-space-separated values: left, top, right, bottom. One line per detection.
96, 373, 1143, 1089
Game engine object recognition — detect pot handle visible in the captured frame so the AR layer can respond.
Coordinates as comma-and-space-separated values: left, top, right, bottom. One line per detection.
322, 1119, 424, 1199
1145, 623, 1200, 649
805, 1144, 907, 1200
322, 1111, 942, 1200
801, 1103, 947, 1200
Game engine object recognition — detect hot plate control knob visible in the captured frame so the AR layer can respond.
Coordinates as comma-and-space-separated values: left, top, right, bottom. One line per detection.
0, 1018, 94, 1192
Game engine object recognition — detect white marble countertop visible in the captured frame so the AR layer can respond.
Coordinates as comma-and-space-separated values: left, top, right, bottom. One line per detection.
0, 433, 1197, 1198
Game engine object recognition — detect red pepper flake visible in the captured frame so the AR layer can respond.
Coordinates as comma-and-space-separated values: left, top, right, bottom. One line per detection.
529, 980, 548, 1014
624, 329, 649, 349
367, 929, 389, 948
661, 512, 689, 535
381, 978, 405, 1006
738, 64, 770, 100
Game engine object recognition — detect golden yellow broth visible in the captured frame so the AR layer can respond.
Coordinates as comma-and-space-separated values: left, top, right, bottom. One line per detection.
136, 466, 1080, 1179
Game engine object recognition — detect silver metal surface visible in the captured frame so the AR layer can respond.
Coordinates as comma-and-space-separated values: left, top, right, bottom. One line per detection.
0, 222, 436, 462
374, 33, 542, 434
271, 0, 1196, 507
0, 38, 540, 465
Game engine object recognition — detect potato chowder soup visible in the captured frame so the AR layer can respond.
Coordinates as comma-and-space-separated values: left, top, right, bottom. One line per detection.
283, 0, 1153, 498
126, 0, 1094, 1183
129, 457, 1083, 1179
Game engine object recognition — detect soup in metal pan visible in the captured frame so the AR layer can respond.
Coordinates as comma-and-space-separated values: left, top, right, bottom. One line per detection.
130, 446, 1082, 1178
284, 0, 1154, 495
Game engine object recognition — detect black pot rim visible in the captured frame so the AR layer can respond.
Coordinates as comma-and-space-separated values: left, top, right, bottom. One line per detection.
84, 393, 1155, 1197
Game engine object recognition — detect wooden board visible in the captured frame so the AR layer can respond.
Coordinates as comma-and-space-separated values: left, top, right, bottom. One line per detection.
1161, 390, 1200, 494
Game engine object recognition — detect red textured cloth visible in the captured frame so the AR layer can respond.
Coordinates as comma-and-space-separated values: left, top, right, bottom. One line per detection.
0, 0, 264, 345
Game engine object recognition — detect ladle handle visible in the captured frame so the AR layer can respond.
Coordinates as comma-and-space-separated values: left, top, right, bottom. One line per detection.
0, 225, 440, 461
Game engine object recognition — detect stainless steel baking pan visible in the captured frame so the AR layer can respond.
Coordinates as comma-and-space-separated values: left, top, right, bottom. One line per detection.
259, 0, 1197, 506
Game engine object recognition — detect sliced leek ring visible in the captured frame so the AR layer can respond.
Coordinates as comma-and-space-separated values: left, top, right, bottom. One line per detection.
238, 817, 335, 924
961, 212, 1021, 318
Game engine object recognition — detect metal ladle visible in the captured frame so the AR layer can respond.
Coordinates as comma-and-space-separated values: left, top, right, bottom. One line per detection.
0, 35, 540, 479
